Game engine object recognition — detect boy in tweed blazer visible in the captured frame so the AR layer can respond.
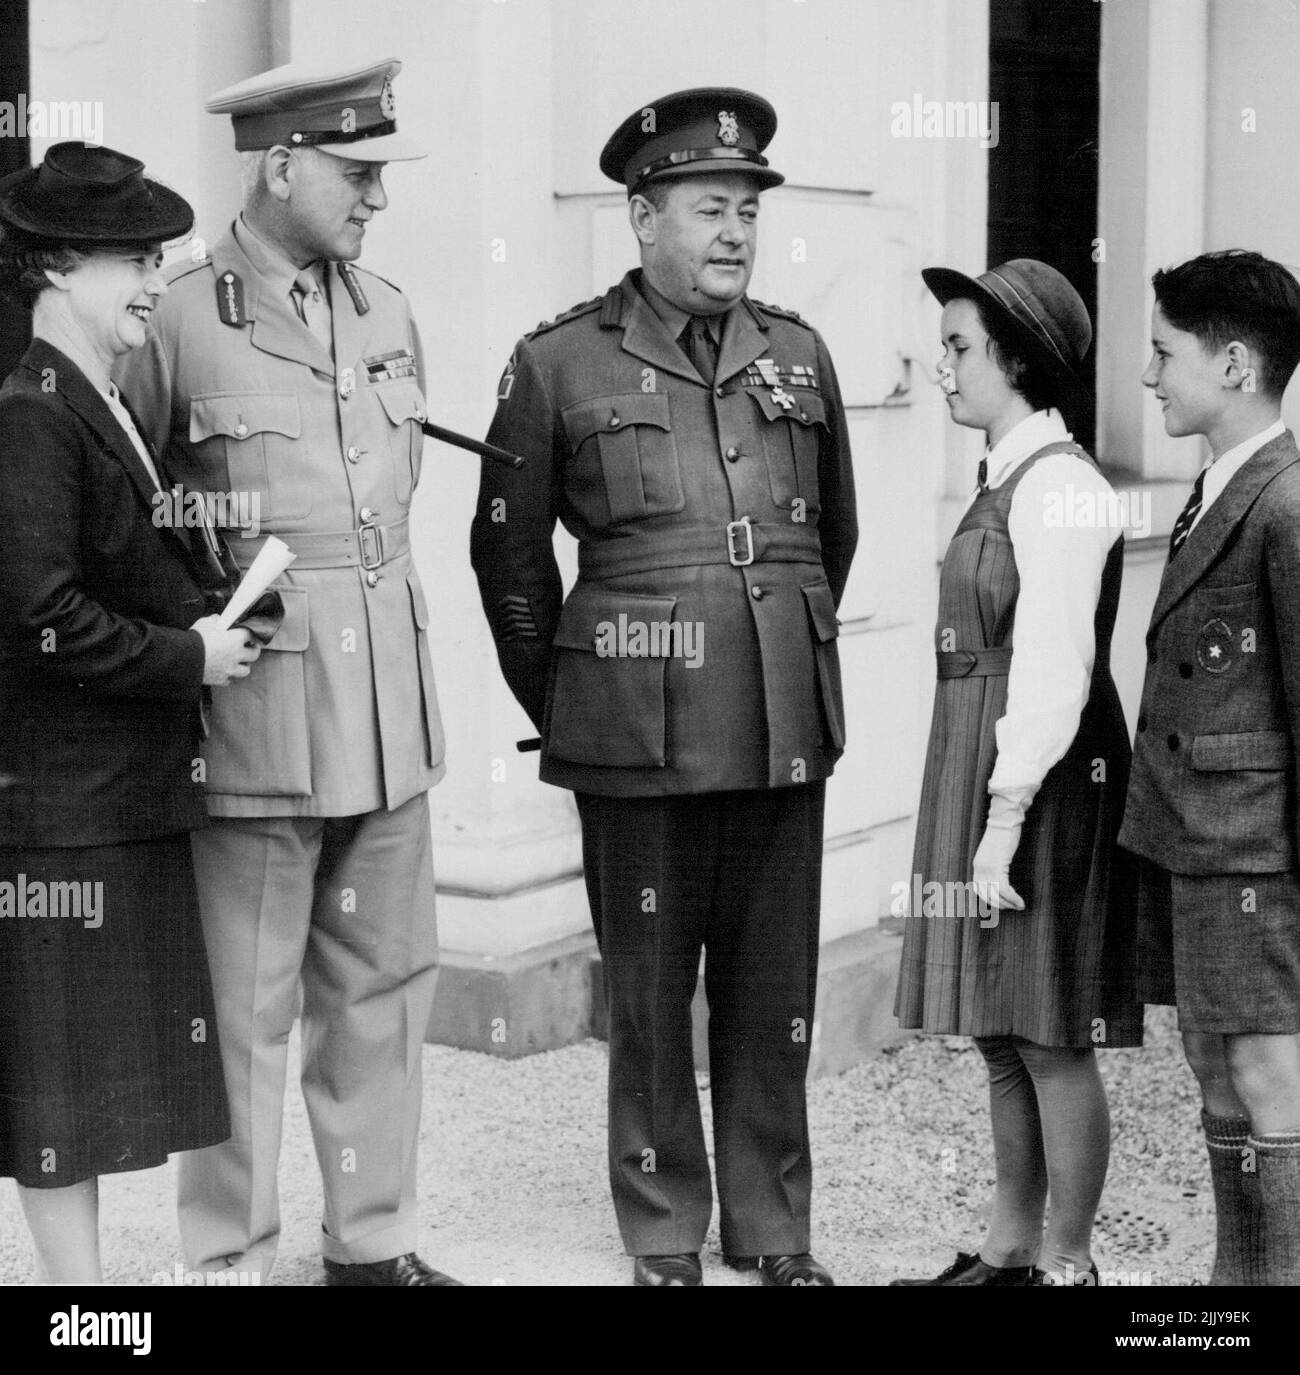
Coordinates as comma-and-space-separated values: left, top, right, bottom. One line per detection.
1120, 250, 1300, 1286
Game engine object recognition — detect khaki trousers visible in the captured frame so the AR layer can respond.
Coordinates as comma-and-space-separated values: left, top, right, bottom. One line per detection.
178, 794, 438, 1276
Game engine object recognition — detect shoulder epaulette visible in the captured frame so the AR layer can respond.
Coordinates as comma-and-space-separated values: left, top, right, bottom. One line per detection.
350, 263, 403, 295
165, 256, 213, 286
524, 296, 604, 340
749, 297, 813, 330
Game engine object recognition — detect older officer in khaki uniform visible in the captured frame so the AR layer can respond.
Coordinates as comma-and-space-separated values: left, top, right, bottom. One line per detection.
119, 58, 456, 1286
472, 89, 857, 1286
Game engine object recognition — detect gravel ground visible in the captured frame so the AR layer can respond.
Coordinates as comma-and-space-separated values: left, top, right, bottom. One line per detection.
0, 1005, 1211, 1287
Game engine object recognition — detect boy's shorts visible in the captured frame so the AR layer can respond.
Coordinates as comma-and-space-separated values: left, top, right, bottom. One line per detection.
1133, 856, 1300, 1033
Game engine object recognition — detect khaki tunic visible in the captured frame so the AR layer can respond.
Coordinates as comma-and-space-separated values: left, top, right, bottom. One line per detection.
118, 223, 444, 817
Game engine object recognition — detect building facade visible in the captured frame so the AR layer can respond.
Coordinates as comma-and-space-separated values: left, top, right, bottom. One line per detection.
11, 0, 1300, 1070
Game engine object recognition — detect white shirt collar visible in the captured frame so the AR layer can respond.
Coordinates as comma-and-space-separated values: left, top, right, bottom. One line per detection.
982, 409, 1072, 491
1188, 418, 1286, 531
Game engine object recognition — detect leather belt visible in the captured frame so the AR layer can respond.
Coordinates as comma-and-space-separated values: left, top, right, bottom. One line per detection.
227, 517, 411, 571
578, 520, 824, 580
936, 647, 1013, 679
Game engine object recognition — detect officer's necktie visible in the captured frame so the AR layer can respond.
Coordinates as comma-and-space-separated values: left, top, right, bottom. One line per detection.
977, 457, 989, 493
1168, 467, 1208, 561
292, 268, 333, 353
681, 315, 719, 385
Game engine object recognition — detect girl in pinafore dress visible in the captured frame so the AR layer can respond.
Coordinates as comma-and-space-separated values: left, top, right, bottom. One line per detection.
892, 260, 1143, 1287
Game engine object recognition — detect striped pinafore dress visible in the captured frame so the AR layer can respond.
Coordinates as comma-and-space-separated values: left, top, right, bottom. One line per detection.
893, 443, 1143, 1048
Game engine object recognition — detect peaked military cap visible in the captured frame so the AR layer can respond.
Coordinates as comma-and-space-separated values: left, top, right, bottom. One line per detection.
600, 87, 784, 195
206, 56, 425, 162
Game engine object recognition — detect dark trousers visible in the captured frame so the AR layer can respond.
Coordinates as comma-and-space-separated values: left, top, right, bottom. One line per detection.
576, 783, 826, 1257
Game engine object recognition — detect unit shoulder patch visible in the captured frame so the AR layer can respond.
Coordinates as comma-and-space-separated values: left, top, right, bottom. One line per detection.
524, 296, 604, 341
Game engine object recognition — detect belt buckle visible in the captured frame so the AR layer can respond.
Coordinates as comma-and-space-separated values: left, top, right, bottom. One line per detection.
727, 517, 755, 567
358, 522, 383, 570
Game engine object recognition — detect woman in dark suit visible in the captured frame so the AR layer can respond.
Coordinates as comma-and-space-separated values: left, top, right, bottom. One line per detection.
0, 142, 262, 1283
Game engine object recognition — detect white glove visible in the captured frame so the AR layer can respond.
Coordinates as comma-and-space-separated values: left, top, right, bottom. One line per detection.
972, 795, 1026, 912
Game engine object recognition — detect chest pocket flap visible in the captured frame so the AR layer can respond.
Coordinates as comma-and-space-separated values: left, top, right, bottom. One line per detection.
748, 387, 827, 428
373, 378, 428, 426
562, 392, 671, 449
190, 392, 301, 442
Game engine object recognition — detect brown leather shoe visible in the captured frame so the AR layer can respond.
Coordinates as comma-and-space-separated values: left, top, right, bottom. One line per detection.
323, 1253, 463, 1286
890, 1250, 1033, 1287
633, 1253, 703, 1286
724, 1253, 835, 1286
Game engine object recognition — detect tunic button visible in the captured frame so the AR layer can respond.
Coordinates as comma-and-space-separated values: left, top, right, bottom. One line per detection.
608, 414, 621, 429
725, 446, 741, 462
366, 571, 381, 588
750, 585, 766, 600
1136, 714, 1147, 732
339, 367, 355, 399
346, 445, 362, 463
800, 410, 809, 422
360, 507, 376, 522
233, 421, 248, 438
1167, 733, 1180, 751
714, 385, 726, 398
1178, 662, 1193, 679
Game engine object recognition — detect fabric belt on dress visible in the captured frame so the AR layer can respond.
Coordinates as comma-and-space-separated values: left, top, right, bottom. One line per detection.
935, 647, 1013, 679
578, 519, 824, 580
226, 517, 411, 570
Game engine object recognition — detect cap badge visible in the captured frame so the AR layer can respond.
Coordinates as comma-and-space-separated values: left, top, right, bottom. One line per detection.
380, 76, 397, 121
717, 111, 740, 146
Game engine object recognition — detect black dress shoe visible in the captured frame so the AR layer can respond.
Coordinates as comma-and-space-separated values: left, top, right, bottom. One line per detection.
890, 1250, 1033, 1287
1030, 1262, 1100, 1286
323, 1253, 463, 1286
633, 1253, 702, 1286
723, 1253, 835, 1286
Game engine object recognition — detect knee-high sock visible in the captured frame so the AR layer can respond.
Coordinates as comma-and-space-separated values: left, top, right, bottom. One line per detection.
1202, 1112, 1261, 1287
1249, 1131, 1300, 1287
973, 1035, 1047, 1267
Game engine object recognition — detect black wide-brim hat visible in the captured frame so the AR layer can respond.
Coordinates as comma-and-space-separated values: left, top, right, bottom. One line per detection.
600, 87, 784, 195
922, 258, 1092, 387
0, 142, 193, 244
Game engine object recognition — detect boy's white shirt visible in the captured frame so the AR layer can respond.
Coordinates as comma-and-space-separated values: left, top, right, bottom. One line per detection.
1189, 418, 1286, 534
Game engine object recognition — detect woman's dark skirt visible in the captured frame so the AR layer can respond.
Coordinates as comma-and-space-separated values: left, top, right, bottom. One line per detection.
0, 834, 229, 1187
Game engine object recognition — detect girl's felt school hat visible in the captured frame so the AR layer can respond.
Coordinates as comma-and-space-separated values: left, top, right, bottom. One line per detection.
922, 257, 1092, 383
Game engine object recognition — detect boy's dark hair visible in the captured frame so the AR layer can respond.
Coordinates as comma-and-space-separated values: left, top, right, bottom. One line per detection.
1152, 249, 1300, 398
970, 292, 1077, 422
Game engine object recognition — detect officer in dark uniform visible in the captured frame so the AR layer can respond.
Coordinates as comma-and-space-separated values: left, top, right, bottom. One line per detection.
471, 88, 857, 1286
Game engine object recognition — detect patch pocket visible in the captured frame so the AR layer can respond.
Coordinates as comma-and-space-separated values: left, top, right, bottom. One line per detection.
748, 388, 827, 510
545, 587, 678, 768
189, 391, 306, 521
561, 393, 684, 525
204, 584, 311, 795
1191, 729, 1289, 771
374, 378, 428, 506
801, 577, 845, 749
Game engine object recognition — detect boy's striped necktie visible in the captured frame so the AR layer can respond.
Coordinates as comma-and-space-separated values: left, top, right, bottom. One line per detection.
1168, 468, 1208, 561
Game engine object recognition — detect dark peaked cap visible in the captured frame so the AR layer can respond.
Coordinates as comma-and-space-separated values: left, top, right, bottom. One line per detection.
600, 87, 784, 194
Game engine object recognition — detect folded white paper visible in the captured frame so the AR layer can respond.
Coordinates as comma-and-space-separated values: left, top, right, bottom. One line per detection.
218, 536, 296, 629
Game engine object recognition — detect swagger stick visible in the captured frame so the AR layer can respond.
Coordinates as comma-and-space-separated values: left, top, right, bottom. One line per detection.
420, 419, 525, 470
